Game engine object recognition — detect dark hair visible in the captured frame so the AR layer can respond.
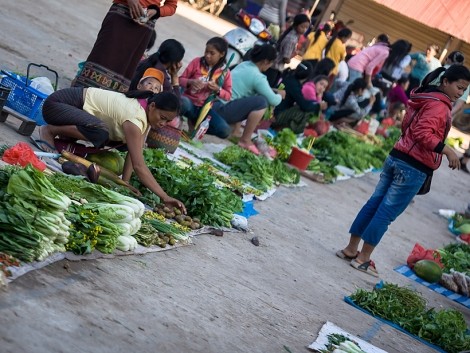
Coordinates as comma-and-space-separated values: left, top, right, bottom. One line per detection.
447, 51, 465, 65
324, 28, 352, 57
130, 39, 185, 90
277, 14, 310, 48
200, 37, 228, 81
124, 91, 180, 113
397, 76, 409, 86
418, 65, 470, 92
149, 91, 180, 113
376, 33, 390, 45
313, 75, 329, 83
310, 24, 331, 46
312, 58, 335, 76
250, 44, 277, 63
293, 61, 313, 80
340, 78, 367, 106
383, 40, 412, 69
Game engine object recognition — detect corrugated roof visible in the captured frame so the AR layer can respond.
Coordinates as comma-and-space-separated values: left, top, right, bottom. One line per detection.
372, 0, 470, 43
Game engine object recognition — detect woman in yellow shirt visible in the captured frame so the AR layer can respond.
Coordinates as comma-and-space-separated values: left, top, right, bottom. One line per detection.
324, 28, 352, 76
302, 24, 331, 67
39, 87, 186, 212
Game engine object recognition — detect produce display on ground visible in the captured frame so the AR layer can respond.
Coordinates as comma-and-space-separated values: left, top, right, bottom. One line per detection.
131, 148, 243, 227
213, 145, 300, 191
349, 282, 470, 353
305, 128, 401, 182
0, 165, 71, 262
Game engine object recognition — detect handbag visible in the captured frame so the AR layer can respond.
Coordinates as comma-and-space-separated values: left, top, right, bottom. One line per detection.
417, 174, 432, 195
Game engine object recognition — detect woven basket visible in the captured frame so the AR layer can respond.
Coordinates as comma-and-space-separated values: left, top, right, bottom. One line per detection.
146, 125, 181, 154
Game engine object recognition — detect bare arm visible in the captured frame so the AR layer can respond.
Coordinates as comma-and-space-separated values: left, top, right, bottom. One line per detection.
123, 121, 186, 212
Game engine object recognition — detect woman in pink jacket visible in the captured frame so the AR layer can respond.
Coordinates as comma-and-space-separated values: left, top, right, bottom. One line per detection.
347, 34, 390, 86
337, 65, 470, 277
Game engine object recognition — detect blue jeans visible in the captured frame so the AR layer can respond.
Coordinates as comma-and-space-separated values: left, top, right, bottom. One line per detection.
180, 96, 231, 138
349, 156, 427, 246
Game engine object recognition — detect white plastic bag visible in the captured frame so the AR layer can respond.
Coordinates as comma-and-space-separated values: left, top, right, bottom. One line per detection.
30, 77, 54, 95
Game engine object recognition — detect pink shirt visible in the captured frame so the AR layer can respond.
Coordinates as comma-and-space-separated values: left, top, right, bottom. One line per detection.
179, 57, 232, 107
347, 43, 390, 76
301, 82, 319, 101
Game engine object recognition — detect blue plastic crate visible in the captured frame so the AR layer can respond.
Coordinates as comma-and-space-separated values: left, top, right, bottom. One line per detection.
0, 70, 48, 125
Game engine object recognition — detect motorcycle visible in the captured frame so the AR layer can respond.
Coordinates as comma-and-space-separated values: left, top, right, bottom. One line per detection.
223, 9, 273, 68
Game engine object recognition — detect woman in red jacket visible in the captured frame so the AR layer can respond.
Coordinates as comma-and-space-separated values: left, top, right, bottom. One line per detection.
336, 65, 470, 277
72, 0, 178, 92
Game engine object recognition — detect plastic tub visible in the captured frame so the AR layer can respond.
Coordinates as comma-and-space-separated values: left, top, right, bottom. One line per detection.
288, 147, 314, 170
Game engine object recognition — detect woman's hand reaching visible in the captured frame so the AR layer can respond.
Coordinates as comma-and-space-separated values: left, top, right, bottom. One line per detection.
163, 196, 187, 214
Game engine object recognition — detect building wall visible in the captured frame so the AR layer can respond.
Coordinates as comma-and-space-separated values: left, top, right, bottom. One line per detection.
318, 0, 470, 64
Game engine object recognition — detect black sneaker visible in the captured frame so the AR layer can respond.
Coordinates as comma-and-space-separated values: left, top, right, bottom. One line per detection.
460, 157, 470, 173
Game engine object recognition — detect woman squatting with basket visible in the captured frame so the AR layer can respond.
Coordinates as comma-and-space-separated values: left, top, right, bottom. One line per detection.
39, 85, 187, 213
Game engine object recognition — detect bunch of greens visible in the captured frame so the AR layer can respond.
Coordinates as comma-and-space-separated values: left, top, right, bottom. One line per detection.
49, 173, 145, 217
267, 128, 297, 161
214, 145, 299, 191
437, 243, 470, 274
133, 149, 243, 227
0, 165, 71, 262
350, 282, 470, 353
312, 131, 388, 173
65, 203, 103, 254
306, 158, 341, 183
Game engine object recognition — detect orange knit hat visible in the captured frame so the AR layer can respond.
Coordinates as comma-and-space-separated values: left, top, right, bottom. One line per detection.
139, 68, 165, 84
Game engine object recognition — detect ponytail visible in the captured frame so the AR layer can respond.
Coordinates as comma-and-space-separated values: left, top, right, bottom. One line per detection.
125, 90, 155, 99
324, 28, 352, 57
124, 91, 180, 114
311, 24, 331, 46
415, 67, 446, 93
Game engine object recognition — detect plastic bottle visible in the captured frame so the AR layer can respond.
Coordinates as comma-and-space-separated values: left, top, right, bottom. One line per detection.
193, 115, 212, 140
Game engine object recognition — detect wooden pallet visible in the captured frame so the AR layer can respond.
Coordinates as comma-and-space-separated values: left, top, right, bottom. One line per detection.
0, 106, 37, 136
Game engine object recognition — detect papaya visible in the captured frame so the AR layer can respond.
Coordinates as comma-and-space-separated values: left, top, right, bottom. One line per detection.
414, 259, 443, 283
86, 151, 125, 175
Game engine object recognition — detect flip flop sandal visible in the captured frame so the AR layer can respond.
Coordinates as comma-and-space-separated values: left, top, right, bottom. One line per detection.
336, 249, 359, 261
238, 142, 260, 155
350, 259, 379, 277
29, 136, 58, 153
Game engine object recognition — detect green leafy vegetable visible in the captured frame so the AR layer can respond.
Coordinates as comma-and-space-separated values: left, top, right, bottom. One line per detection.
350, 282, 470, 353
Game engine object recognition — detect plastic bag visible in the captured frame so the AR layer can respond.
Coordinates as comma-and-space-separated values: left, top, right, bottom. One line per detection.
406, 242, 443, 269
30, 77, 54, 95
354, 119, 370, 134
2, 142, 47, 171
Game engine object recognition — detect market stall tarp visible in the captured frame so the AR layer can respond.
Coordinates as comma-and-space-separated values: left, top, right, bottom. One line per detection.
394, 264, 470, 309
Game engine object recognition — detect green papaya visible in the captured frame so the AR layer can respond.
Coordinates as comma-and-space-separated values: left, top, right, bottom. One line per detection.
414, 259, 443, 283
86, 151, 125, 175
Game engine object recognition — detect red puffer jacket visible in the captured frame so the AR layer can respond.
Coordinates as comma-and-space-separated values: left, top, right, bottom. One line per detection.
393, 89, 452, 170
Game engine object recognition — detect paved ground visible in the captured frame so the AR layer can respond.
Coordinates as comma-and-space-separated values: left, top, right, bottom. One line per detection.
1, 2, 470, 353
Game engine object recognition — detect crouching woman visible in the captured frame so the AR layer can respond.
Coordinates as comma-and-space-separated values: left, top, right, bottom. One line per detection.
40, 87, 186, 212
